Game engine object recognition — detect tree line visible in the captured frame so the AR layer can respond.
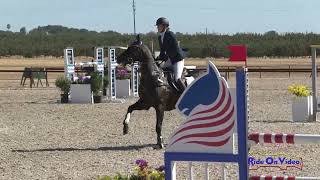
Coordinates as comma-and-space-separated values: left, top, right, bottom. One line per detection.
1, 25, 320, 58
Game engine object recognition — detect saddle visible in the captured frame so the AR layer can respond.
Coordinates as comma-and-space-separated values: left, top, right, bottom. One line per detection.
160, 67, 186, 93
153, 58, 186, 93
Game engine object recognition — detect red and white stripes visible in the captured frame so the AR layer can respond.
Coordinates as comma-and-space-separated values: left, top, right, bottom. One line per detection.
248, 133, 320, 145
247, 134, 320, 180
250, 175, 320, 180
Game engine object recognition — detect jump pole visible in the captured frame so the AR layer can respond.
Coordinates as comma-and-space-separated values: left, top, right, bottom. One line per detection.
250, 176, 320, 180
249, 133, 320, 145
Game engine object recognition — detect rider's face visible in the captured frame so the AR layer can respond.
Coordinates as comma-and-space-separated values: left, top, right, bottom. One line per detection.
157, 24, 165, 33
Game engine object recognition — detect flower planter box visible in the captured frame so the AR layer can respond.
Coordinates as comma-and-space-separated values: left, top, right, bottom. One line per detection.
292, 96, 313, 122
116, 79, 131, 98
70, 84, 93, 104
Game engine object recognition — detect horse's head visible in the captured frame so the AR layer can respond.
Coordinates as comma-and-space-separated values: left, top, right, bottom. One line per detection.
176, 62, 224, 117
117, 35, 153, 66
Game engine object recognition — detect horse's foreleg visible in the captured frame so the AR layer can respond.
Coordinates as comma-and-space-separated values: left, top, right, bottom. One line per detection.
123, 99, 149, 135
155, 105, 165, 149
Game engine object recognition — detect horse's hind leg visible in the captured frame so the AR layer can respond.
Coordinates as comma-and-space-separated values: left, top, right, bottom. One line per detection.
123, 99, 150, 135
155, 105, 165, 149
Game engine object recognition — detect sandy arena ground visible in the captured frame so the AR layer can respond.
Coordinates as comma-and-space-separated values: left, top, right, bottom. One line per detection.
0, 69, 320, 180
0, 55, 319, 179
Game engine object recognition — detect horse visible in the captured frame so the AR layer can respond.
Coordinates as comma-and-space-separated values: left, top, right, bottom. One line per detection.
117, 41, 188, 149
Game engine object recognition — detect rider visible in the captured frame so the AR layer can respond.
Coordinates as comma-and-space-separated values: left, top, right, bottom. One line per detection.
155, 17, 186, 92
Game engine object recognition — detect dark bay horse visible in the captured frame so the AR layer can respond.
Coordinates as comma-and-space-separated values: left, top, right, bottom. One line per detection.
117, 42, 182, 149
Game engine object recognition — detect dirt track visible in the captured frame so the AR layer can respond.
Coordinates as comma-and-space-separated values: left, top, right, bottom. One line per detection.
1, 73, 320, 179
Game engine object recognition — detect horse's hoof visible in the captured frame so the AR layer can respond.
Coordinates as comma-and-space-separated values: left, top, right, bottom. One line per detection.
123, 124, 129, 135
156, 136, 164, 149
153, 143, 165, 150
159, 143, 165, 149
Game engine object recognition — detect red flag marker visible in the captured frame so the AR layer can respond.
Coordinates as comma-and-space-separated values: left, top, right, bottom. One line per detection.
227, 45, 247, 62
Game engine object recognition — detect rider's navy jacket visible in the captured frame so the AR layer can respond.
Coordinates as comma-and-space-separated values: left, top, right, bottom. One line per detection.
158, 30, 184, 64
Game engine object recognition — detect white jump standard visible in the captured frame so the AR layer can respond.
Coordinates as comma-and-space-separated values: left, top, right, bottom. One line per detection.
108, 47, 117, 101
107, 46, 139, 100
164, 62, 320, 180
95, 47, 105, 88
64, 48, 75, 81
63, 47, 105, 104
131, 62, 139, 97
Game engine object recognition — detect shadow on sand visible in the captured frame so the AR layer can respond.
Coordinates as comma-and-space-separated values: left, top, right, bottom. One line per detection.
11, 144, 165, 153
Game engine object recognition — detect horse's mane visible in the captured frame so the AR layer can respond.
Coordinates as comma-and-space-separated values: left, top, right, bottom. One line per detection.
134, 44, 163, 79
139, 44, 155, 61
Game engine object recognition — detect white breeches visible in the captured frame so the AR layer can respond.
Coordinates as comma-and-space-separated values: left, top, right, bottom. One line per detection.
162, 59, 185, 81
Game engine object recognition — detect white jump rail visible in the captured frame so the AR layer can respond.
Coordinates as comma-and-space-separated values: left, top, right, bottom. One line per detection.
249, 133, 320, 145
250, 175, 320, 180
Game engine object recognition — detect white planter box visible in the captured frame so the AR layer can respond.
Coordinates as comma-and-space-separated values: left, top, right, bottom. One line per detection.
292, 96, 313, 122
116, 79, 131, 98
70, 84, 93, 104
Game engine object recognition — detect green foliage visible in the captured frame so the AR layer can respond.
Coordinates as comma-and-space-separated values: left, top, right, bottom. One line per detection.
98, 159, 165, 180
19, 27, 27, 35
288, 84, 311, 97
55, 76, 71, 94
98, 173, 129, 180
103, 75, 109, 89
103, 68, 109, 89
90, 72, 102, 95
2, 25, 320, 57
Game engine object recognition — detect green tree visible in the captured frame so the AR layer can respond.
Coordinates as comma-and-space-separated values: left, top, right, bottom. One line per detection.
6, 24, 11, 31
0, 25, 319, 58
20, 27, 27, 35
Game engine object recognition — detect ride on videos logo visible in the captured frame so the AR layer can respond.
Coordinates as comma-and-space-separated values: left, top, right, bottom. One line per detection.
248, 155, 303, 170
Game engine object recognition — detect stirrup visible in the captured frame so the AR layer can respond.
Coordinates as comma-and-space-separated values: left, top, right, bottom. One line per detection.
157, 78, 163, 83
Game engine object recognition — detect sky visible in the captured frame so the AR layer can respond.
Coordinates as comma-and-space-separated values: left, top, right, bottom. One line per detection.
1, 0, 320, 34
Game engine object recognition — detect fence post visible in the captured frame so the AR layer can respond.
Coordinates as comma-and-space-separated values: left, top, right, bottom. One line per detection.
259, 67, 262, 78
289, 65, 291, 78
188, 162, 193, 180
225, 67, 228, 81
204, 163, 209, 180
311, 47, 317, 122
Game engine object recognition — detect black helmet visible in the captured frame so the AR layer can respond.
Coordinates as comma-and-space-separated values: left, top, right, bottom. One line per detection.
156, 17, 169, 26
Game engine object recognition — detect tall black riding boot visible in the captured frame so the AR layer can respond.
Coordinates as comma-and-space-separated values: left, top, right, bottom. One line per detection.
176, 78, 186, 93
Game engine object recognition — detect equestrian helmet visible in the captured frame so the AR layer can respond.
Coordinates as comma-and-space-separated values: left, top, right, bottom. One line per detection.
156, 17, 169, 26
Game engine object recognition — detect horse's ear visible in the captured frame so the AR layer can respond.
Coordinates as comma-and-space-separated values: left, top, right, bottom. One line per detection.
136, 34, 140, 42
131, 34, 143, 46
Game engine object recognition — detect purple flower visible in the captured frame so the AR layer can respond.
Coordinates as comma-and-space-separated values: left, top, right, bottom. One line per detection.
135, 159, 148, 169
119, 70, 126, 76
78, 76, 91, 84
116, 67, 130, 79
156, 165, 165, 172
